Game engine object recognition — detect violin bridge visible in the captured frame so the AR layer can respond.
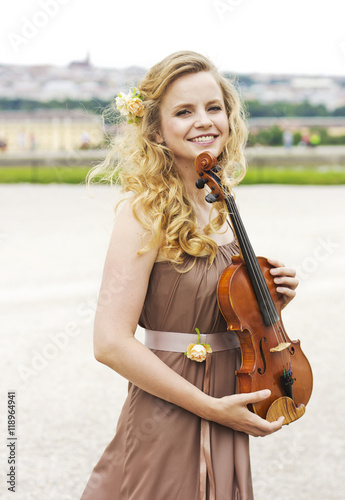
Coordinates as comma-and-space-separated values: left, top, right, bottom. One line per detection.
270, 342, 291, 352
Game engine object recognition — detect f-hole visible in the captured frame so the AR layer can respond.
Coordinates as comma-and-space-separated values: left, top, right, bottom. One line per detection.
257, 337, 268, 375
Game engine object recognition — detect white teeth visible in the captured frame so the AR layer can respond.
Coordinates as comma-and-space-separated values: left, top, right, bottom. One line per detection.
190, 135, 215, 142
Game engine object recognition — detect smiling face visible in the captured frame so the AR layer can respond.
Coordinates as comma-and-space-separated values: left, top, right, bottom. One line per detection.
155, 71, 230, 170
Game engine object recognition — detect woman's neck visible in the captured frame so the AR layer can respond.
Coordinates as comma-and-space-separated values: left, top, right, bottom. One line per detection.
176, 159, 207, 206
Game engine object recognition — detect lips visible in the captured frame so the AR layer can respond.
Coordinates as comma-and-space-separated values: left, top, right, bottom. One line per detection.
188, 135, 218, 143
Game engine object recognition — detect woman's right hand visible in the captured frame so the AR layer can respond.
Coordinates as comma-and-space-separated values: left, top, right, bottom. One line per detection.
210, 389, 284, 437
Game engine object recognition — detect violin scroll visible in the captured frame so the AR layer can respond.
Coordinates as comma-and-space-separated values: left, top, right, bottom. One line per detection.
194, 152, 225, 203
194, 151, 218, 173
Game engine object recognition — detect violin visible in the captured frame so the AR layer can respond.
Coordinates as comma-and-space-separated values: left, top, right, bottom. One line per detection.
195, 151, 313, 425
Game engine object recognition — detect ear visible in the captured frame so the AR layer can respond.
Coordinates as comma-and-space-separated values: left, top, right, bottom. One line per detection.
155, 130, 164, 144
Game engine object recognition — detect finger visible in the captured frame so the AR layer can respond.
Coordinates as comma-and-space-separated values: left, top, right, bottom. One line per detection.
230, 393, 285, 436
273, 276, 299, 289
267, 257, 284, 268
239, 389, 271, 405
276, 287, 296, 298
247, 414, 285, 437
259, 416, 285, 436
270, 266, 296, 278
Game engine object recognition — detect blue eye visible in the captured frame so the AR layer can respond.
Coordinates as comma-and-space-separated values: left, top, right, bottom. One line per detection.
176, 109, 189, 116
209, 106, 221, 111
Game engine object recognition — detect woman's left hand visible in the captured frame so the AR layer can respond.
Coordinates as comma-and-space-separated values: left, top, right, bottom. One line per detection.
267, 257, 299, 308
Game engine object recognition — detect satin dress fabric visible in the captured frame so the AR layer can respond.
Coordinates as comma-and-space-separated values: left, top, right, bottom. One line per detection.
80, 241, 254, 500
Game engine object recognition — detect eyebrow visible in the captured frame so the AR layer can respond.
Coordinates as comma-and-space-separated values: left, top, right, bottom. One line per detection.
171, 99, 223, 113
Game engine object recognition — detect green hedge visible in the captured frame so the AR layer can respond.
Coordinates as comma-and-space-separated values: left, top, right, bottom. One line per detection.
0, 166, 345, 185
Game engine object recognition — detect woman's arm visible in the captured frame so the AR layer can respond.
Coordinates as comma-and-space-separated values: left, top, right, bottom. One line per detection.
93, 200, 283, 437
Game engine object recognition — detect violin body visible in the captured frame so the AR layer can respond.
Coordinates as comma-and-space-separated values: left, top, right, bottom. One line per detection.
194, 151, 313, 425
217, 255, 313, 422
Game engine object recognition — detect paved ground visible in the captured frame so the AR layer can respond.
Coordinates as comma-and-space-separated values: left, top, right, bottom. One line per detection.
1, 183, 344, 500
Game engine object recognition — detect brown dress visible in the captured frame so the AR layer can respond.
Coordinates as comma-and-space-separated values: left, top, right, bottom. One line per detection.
80, 241, 254, 500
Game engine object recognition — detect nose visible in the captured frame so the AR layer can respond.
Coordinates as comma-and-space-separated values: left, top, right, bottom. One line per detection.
194, 109, 213, 128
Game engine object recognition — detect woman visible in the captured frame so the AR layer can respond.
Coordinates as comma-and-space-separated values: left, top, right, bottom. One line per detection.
80, 51, 298, 500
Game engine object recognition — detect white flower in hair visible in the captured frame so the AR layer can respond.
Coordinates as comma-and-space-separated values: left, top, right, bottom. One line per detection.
115, 87, 144, 124
115, 94, 129, 115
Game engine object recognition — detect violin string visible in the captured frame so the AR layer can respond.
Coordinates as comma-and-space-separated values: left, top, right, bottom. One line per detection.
226, 193, 290, 371
205, 166, 283, 345
225, 193, 282, 346
225, 191, 291, 371
225, 194, 275, 319
204, 165, 290, 379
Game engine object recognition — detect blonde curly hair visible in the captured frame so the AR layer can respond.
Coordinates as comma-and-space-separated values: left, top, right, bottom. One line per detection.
88, 51, 248, 266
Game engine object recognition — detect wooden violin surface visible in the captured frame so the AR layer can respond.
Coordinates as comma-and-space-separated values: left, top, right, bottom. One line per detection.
217, 256, 313, 422
195, 151, 313, 424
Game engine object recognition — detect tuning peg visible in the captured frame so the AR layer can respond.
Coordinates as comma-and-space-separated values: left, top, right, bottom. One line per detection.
195, 178, 208, 189
205, 193, 219, 203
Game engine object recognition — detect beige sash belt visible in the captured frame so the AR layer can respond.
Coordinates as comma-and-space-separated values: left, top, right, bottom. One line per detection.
144, 329, 240, 500
144, 329, 239, 352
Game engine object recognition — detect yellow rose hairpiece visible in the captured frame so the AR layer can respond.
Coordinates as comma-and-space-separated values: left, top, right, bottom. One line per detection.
184, 328, 212, 363
115, 87, 145, 124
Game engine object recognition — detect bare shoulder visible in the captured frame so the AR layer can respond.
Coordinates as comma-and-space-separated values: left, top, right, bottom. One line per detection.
94, 198, 158, 342
105, 197, 158, 273
103, 200, 158, 298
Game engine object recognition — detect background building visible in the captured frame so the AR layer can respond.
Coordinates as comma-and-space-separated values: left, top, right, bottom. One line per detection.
0, 109, 104, 152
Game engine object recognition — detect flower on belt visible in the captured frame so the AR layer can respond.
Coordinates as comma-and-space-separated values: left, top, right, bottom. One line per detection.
115, 87, 145, 125
184, 328, 212, 362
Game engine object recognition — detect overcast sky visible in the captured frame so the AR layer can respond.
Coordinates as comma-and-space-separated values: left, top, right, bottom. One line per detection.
2, 0, 345, 76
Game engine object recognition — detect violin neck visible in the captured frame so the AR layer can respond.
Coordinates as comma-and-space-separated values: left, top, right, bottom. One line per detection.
225, 195, 279, 327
